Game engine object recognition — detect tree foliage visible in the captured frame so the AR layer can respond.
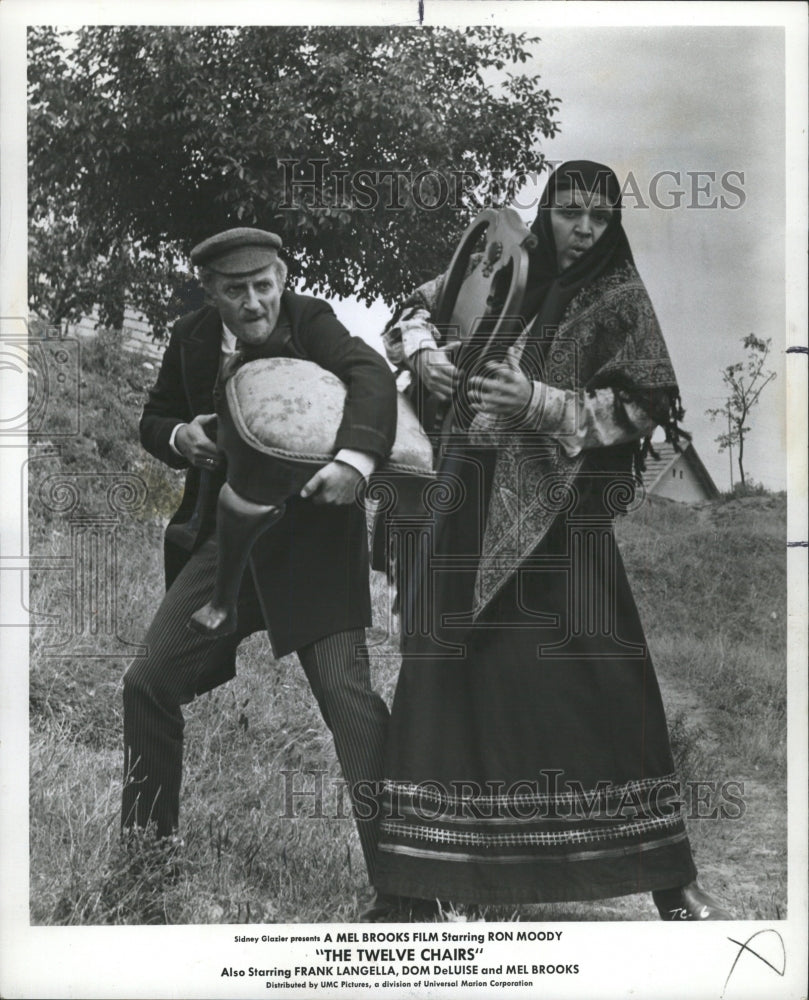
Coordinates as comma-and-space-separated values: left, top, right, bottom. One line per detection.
706, 334, 776, 486
28, 25, 560, 336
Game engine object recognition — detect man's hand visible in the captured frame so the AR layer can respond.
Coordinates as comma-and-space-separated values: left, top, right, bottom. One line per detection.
300, 461, 362, 505
469, 359, 533, 419
412, 345, 460, 401
174, 413, 223, 470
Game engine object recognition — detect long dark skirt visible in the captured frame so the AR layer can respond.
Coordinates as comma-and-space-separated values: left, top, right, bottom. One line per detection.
375, 447, 696, 905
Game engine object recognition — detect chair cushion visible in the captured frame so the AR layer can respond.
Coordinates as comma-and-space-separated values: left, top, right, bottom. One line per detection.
224, 357, 435, 478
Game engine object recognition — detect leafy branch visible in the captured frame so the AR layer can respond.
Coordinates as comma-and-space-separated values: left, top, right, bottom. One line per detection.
706, 334, 776, 486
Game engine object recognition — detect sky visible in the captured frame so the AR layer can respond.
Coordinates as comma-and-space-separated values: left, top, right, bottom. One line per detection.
0, 12, 794, 495
331, 24, 788, 491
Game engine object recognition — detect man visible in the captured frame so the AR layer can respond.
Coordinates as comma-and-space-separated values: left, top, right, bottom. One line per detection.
122, 228, 396, 912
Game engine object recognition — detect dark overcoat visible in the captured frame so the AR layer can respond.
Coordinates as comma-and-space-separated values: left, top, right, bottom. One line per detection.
139, 290, 397, 678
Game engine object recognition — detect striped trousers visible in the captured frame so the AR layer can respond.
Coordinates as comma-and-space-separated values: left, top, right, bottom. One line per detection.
121, 538, 389, 883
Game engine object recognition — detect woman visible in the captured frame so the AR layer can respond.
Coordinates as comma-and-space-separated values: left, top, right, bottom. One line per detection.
373, 161, 730, 920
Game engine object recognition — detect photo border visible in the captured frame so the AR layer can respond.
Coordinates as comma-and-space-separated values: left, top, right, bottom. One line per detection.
2, 2, 806, 998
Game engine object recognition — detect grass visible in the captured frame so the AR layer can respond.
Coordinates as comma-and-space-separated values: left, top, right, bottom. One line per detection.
27, 332, 788, 925
615, 495, 786, 770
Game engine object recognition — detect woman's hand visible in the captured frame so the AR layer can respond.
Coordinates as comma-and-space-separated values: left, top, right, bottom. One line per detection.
469, 360, 533, 419
412, 345, 460, 401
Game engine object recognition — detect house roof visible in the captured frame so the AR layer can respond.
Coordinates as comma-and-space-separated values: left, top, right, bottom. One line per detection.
643, 439, 720, 499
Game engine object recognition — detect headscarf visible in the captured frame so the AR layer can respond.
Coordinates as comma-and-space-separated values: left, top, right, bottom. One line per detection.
521, 159, 634, 327
469, 161, 688, 614
503, 160, 684, 428
382, 160, 688, 615
476, 161, 636, 384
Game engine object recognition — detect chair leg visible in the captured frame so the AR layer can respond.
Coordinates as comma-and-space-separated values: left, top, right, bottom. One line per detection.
189, 482, 285, 637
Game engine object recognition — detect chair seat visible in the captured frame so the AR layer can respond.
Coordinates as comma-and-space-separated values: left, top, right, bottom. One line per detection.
221, 357, 435, 505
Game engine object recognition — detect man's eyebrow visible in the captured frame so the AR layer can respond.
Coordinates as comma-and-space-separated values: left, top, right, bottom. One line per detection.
223, 274, 276, 291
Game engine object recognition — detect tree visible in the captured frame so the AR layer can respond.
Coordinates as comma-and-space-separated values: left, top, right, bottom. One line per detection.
28, 25, 560, 336
706, 334, 776, 488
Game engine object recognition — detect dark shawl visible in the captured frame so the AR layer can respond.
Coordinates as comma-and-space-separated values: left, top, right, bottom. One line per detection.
388, 161, 687, 615
506, 160, 681, 432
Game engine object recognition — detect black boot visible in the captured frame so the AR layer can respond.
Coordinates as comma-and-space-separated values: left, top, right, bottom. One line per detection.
653, 881, 733, 920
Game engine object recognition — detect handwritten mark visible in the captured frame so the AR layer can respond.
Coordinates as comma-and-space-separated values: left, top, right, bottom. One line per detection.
418, 0, 424, 25
722, 929, 785, 998
785, 345, 807, 354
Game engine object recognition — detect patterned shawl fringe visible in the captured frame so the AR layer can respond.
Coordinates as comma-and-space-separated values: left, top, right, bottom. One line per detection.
633, 393, 692, 484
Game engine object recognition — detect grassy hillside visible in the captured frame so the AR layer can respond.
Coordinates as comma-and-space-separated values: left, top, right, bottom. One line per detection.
28, 333, 787, 924
616, 491, 786, 770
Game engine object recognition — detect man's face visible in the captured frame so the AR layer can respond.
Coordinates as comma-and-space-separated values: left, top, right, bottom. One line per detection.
209, 265, 282, 345
549, 189, 613, 272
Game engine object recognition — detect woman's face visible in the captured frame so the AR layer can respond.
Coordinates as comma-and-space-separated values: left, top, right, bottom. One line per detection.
549, 188, 614, 271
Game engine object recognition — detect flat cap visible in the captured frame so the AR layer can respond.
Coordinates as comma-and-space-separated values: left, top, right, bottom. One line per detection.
190, 228, 283, 275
